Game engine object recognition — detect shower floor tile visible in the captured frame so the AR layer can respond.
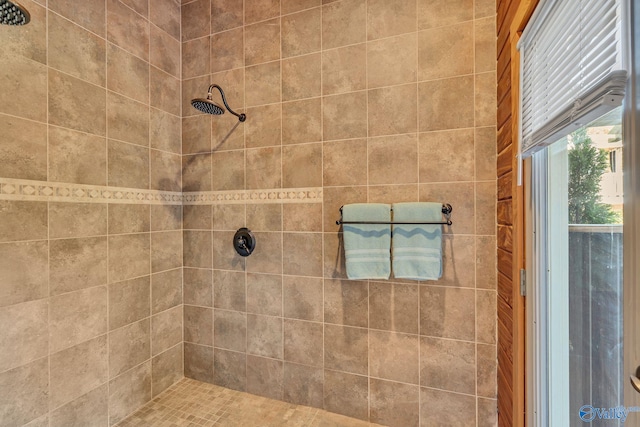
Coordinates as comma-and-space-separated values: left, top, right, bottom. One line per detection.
116, 378, 386, 427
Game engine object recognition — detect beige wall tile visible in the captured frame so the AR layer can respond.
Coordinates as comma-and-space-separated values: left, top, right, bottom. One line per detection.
476, 236, 497, 290
49, 69, 106, 136
368, 134, 418, 184
184, 205, 213, 230
476, 72, 497, 127
283, 203, 322, 232
48, 126, 107, 186
212, 110, 246, 150
322, 0, 366, 50
323, 139, 367, 187
368, 184, 419, 204
0, 50, 47, 122
283, 232, 323, 277
183, 36, 210, 79
50, 237, 108, 296
477, 181, 497, 235
367, 0, 416, 40
211, 28, 244, 73
150, 205, 182, 232
246, 61, 281, 107
245, 19, 280, 66
151, 25, 181, 78
151, 67, 181, 116
108, 233, 151, 282
476, 127, 497, 181
246, 104, 282, 148
185, 342, 214, 383
322, 44, 366, 96
283, 0, 320, 14
419, 129, 474, 183
282, 8, 321, 58
50, 335, 108, 409
0, 357, 48, 426
417, 0, 473, 30
107, 43, 149, 104
0, 114, 47, 181
247, 204, 282, 232
282, 53, 322, 101
476, 17, 497, 73
283, 143, 322, 188
420, 388, 476, 426
283, 275, 323, 321
323, 231, 348, 278
420, 286, 475, 341
144, 149, 177, 190
369, 282, 418, 334
324, 278, 368, 327
0, 241, 48, 307
246, 231, 283, 274
49, 202, 107, 239
184, 268, 213, 307
368, 84, 418, 137
418, 76, 474, 132
108, 140, 150, 189
247, 355, 284, 400
49, 0, 106, 36
284, 319, 323, 367
214, 309, 247, 352
107, 91, 150, 147
184, 305, 213, 345
50, 385, 108, 427
151, 306, 183, 356
49, 286, 108, 353
367, 34, 417, 88
213, 270, 247, 311
244, 0, 280, 24
323, 370, 368, 420
418, 22, 473, 81
282, 98, 322, 144
151, 343, 183, 396
213, 347, 244, 389
324, 324, 367, 375
477, 290, 497, 345
0, 201, 47, 243
150, 0, 181, 40
211, 0, 243, 33
0, 0, 45, 64
49, 12, 106, 86
439, 235, 476, 288
478, 343, 497, 398
108, 361, 152, 425
108, 204, 150, 235
0, 300, 48, 372
182, 0, 210, 41
151, 268, 182, 313
183, 231, 212, 268
420, 182, 475, 235
246, 147, 282, 189
247, 314, 283, 359
182, 153, 212, 191
478, 397, 498, 427
283, 362, 323, 407
369, 330, 419, 384
247, 273, 282, 316
182, 115, 211, 154
107, 0, 149, 60
109, 276, 150, 330
369, 379, 419, 427
420, 336, 475, 393
121, 0, 148, 17
323, 91, 367, 141
151, 230, 183, 272
109, 318, 151, 378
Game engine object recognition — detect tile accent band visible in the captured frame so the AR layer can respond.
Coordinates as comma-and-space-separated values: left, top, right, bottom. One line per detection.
0, 178, 322, 205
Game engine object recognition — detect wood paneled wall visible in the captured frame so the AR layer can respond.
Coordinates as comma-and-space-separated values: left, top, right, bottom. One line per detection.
496, 0, 538, 425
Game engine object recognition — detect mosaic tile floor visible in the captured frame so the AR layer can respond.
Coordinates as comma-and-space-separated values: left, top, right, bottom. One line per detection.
116, 378, 386, 427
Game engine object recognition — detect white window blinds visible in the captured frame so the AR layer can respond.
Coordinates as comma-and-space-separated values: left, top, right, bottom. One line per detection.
518, 0, 627, 157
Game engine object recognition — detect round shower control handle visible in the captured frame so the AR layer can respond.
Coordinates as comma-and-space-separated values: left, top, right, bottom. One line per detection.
233, 228, 255, 257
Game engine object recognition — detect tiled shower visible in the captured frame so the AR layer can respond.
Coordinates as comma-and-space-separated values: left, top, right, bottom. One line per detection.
0, 0, 497, 426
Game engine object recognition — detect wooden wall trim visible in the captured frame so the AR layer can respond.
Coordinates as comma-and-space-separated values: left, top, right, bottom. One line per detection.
496, 0, 539, 426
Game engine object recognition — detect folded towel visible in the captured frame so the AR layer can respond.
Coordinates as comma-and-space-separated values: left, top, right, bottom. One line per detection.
392, 202, 443, 281
342, 203, 391, 280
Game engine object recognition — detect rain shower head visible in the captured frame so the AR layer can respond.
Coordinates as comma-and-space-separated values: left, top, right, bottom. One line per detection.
0, 0, 30, 25
191, 84, 246, 122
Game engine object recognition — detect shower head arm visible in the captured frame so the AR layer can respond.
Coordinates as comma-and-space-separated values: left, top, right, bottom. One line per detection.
207, 84, 246, 122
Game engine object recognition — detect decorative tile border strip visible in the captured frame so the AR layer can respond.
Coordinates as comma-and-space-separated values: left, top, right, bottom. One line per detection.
0, 178, 183, 205
0, 178, 323, 205
182, 188, 323, 205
